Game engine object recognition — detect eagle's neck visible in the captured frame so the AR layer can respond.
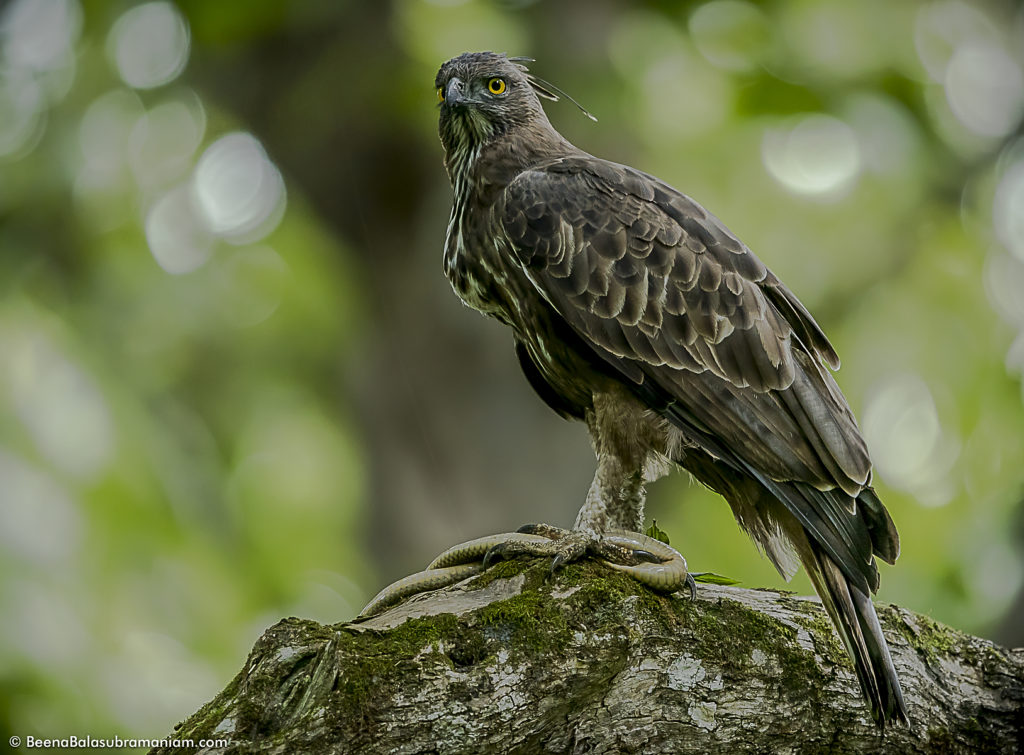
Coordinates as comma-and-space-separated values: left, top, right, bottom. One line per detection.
444, 119, 574, 250
446, 120, 572, 197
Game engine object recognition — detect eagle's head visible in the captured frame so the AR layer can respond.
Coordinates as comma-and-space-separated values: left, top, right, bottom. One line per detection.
435, 52, 553, 180
436, 52, 544, 143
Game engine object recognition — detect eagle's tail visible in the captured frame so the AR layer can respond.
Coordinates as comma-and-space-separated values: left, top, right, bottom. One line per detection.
799, 536, 908, 728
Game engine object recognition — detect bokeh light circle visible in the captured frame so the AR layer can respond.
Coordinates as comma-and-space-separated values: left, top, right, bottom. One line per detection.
944, 44, 1024, 139
192, 132, 286, 244
107, 1, 190, 90
761, 114, 862, 197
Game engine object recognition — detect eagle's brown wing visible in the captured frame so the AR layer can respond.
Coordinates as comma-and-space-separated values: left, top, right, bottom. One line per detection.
499, 155, 897, 593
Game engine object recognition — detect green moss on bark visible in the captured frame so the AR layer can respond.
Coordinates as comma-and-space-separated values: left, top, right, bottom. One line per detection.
156, 562, 1023, 755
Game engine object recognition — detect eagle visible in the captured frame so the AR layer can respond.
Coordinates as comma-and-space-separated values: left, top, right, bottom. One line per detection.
375, 51, 907, 727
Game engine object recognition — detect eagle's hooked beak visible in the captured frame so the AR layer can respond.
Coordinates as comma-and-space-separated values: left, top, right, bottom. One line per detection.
444, 77, 465, 107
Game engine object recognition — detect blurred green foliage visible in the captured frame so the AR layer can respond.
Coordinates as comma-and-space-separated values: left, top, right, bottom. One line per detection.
1, 0, 1023, 745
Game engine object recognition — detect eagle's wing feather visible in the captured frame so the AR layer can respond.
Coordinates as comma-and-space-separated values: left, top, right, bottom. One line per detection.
499, 156, 887, 591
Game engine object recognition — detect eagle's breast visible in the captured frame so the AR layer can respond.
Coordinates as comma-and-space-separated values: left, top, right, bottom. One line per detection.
444, 208, 512, 318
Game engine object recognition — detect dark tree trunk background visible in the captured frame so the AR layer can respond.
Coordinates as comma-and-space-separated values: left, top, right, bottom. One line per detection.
188, 0, 596, 587
153, 560, 1023, 754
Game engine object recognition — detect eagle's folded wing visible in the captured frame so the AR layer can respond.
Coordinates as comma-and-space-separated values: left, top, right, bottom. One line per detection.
499, 156, 889, 591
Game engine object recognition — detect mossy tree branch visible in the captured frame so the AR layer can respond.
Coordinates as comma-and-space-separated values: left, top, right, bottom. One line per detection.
153, 560, 1023, 754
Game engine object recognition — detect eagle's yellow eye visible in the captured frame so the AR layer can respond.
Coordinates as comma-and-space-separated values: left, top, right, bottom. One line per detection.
487, 78, 507, 95
437, 87, 444, 103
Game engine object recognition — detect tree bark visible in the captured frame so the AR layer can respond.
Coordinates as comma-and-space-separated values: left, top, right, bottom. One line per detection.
153, 560, 1023, 754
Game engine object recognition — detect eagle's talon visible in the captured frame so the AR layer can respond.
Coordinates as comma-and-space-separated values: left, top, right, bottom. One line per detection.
549, 552, 568, 574
481, 543, 503, 570
517, 522, 569, 540
627, 548, 659, 564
